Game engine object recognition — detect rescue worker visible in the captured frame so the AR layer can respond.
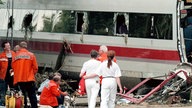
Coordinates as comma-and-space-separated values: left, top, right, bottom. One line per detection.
84, 50, 123, 108
12, 41, 38, 108
79, 50, 101, 108
39, 72, 68, 108
0, 41, 16, 88
97, 45, 116, 62
97, 45, 117, 97
37, 72, 54, 95
0, 41, 15, 105
13, 44, 20, 53
0, 41, 15, 106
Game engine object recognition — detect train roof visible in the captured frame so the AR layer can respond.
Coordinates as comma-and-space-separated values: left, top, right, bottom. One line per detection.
0, 0, 177, 14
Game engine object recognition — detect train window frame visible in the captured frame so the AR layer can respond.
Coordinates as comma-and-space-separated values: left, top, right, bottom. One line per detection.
37, 10, 173, 40
128, 13, 172, 40
75, 12, 84, 33
82, 11, 172, 40
114, 13, 129, 35
87, 12, 114, 35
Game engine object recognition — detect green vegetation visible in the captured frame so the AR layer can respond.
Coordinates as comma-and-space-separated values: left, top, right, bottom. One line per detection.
41, 10, 172, 40
41, 10, 75, 33
0, 0, 3, 4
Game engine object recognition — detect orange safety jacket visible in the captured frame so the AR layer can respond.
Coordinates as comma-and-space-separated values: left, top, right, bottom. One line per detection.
0, 51, 15, 80
97, 53, 117, 62
77, 73, 86, 95
40, 80, 63, 107
12, 48, 38, 85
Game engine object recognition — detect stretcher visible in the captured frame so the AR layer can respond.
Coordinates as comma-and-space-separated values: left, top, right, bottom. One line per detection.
117, 69, 190, 104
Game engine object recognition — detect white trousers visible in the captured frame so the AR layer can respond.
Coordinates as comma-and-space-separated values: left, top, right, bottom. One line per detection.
100, 78, 117, 108
85, 79, 100, 108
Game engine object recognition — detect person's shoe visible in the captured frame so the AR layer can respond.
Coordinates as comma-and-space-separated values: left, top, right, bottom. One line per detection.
58, 105, 65, 108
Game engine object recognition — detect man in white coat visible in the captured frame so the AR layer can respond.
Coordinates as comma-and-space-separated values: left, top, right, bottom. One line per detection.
79, 50, 101, 108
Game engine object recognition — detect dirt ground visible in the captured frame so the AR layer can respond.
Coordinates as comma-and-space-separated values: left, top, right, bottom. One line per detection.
115, 103, 192, 108
74, 96, 192, 108
74, 104, 192, 108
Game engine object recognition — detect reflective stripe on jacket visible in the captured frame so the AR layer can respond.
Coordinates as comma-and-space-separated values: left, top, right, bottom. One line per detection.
0, 51, 15, 80
12, 48, 38, 85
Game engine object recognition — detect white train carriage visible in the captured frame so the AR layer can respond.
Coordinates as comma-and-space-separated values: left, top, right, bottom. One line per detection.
0, 0, 191, 87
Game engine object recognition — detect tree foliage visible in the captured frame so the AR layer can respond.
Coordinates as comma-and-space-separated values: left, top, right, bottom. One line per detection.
53, 10, 75, 33
41, 14, 54, 32
0, 0, 3, 4
41, 10, 75, 33
88, 12, 114, 35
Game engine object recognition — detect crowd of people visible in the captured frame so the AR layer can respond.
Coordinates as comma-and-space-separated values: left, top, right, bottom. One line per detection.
0, 41, 37, 108
0, 41, 68, 108
0, 41, 122, 108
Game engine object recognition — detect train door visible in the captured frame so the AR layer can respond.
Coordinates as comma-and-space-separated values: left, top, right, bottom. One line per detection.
179, 0, 192, 63
181, 9, 192, 62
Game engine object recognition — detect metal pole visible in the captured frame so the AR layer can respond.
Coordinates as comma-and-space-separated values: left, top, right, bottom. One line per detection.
11, 0, 14, 48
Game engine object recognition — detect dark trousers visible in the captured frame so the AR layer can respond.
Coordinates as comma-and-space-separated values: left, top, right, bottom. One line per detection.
0, 78, 17, 106
52, 95, 64, 108
0, 79, 6, 106
17, 81, 37, 108
57, 95, 64, 105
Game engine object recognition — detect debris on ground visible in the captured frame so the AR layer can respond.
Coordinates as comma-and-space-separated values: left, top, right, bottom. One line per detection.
116, 63, 192, 107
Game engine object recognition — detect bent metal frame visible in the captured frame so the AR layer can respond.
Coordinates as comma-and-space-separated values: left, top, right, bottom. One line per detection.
117, 69, 189, 104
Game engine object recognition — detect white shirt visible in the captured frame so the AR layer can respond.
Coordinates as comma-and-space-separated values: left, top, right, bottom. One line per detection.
80, 59, 101, 80
95, 60, 121, 77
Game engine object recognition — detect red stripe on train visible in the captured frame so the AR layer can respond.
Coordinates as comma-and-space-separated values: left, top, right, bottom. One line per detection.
27, 41, 180, 61
71, 44, 180, 61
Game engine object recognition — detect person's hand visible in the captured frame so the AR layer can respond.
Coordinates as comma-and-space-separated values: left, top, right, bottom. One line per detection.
83, 75, 87, 79
62, 92, 68, 96
9, 69, 14, 76
119, 88, 123, 94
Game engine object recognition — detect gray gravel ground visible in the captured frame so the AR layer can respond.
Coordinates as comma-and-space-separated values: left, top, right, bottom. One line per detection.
74, 96, 192, 108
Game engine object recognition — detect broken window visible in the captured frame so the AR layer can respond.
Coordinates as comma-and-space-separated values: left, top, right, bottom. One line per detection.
76, 12, 84, 32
